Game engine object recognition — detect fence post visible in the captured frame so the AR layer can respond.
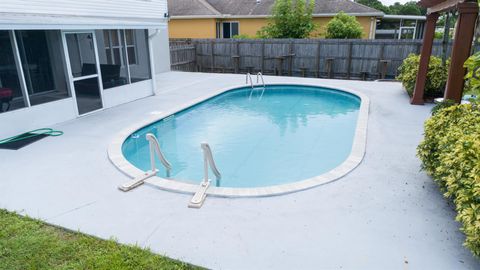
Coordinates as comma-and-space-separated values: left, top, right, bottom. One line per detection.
232, 40, 240, 73
378, 42, 385, 79
193, 43, 198, 72
232, 56, 240, 73
300, 67, 308, 77
261, 41, 265, 74
316, 41, 321, 78
288, 40, 294, 76
236, 40, 240, 73
211, 40, 215, 72
275, 57, 284, 76
347, 42, 353, 79
379, 60, 390, 79
326, 58, 334, 79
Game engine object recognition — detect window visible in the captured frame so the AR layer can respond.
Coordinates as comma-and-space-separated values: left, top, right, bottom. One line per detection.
125, 30, 137, 65
95, 29, 150, 89
0, 31, 26, 113
128, 30, 151, 83
218, 22, 239, 39
15, 30, 69, 106
96, 30, 129, 89
103, 30, 121, 65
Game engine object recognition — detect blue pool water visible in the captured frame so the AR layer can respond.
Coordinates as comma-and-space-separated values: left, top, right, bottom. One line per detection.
122, 85, 360, 188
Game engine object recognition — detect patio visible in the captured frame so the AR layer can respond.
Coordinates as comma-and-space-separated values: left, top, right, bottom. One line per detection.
1, 72, 478, 269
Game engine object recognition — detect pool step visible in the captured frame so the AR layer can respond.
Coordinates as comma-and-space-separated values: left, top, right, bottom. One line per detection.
188, 181, 210, 208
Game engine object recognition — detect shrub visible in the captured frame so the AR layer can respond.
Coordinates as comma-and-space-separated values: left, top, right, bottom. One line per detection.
232, 34, 254, 39
396, 54, 449, 97
325, 12, 363, 39
431, 99, 456, 116
464, 51, 480, 96
417, 101, 480, 256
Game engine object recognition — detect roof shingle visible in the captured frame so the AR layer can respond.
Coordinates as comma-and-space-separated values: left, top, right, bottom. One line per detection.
168, 0, 382, 17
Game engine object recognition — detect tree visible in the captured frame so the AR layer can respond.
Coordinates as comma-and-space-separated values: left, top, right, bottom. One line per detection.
355, 0, 426, 15
389, 1, 425, 15
325, 12, 364, 39
356, 0, 390, 14
257, 0, 316, 38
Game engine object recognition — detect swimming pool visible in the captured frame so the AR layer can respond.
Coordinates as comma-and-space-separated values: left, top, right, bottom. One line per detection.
112, 84, 369, 196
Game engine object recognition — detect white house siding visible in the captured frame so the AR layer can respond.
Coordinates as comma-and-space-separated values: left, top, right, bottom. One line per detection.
150, 28, 171, 75
102, 80, 153, 109
0, 98, 77, 138
0, 0, 168, 21
0, 1, 170, 137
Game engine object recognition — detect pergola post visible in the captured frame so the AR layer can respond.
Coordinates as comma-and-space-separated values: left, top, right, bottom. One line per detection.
444, 2, 479, 103
411, 13, 439, 105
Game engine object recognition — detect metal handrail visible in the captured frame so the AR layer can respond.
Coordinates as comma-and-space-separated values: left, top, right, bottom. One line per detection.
256, 72, 265, 88
146, 133, 172, 177
257, 72, 266, 99
200, 142, 221, 183
246, 73, 254, 89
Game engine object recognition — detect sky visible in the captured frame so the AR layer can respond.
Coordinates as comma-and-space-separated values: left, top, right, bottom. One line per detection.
379, 0, 412, 6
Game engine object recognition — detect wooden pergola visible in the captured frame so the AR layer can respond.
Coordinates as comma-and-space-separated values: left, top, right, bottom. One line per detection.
411, 0, 479, 105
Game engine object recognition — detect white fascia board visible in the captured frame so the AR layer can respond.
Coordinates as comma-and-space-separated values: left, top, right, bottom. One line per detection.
170, 12, 384, 20
382, 14, 427, 20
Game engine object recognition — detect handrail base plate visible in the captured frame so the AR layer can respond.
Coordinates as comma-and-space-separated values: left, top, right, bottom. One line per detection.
188, 181, 210, 209
118, 170, 157, 192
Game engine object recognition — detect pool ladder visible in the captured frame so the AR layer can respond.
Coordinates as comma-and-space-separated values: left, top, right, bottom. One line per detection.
118, 133, 172, 192
246, 72, 266, 100
118, 133, 222, 209
188, 143, 222, 208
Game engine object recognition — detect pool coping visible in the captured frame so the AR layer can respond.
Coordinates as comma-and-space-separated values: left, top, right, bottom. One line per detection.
108, 82, 370, 197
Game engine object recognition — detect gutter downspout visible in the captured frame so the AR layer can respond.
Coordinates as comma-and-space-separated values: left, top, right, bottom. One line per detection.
148, 28, 160, 95
369, 17, 375, 39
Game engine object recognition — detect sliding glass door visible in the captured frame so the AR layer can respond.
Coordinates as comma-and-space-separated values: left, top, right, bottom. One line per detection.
63, 31, 103, 115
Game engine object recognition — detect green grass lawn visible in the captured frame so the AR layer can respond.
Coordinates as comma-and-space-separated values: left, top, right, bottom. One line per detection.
0, 209, 201, 270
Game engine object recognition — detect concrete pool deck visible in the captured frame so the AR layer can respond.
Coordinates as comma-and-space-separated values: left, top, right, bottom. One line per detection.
1, 72, 478, 269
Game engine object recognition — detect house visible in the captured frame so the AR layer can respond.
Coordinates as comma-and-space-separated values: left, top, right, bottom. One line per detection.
0, 0, 170, 138
167, 0, 383, 39
375, 15, 426, 39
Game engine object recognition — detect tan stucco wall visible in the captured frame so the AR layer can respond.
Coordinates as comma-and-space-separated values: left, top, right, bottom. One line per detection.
218, 18, 269, 37
169, 18, 216, 38
169, 16, 375, 39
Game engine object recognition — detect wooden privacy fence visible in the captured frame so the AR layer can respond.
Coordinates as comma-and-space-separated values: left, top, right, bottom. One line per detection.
170, 39, 477, 80
170, 44, 196, 72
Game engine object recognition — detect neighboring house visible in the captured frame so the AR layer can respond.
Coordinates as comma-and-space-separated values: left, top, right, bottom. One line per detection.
167, 0, 383, 39
0, 0, 170, 138
375, 15, 426, 39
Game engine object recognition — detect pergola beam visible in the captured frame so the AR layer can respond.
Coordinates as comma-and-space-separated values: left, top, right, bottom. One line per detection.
427, 0, 463, 14
411, 0, 478, 105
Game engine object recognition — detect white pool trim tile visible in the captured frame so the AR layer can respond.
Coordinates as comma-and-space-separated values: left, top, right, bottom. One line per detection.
108, 83, 370, 197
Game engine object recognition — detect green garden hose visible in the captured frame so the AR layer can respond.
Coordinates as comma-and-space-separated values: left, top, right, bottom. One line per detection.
0, 128, 64, 145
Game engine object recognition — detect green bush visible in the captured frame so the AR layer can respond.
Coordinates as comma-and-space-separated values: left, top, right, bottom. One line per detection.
417, 101, 480, 256
431, 99, 456, 116
397, 54, 449, 97
464, 51, 480, 96
232, 34, 255, 39
325, 12, 363, 39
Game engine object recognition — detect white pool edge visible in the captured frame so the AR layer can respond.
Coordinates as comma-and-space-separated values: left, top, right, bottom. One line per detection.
108, 82, 370, 197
